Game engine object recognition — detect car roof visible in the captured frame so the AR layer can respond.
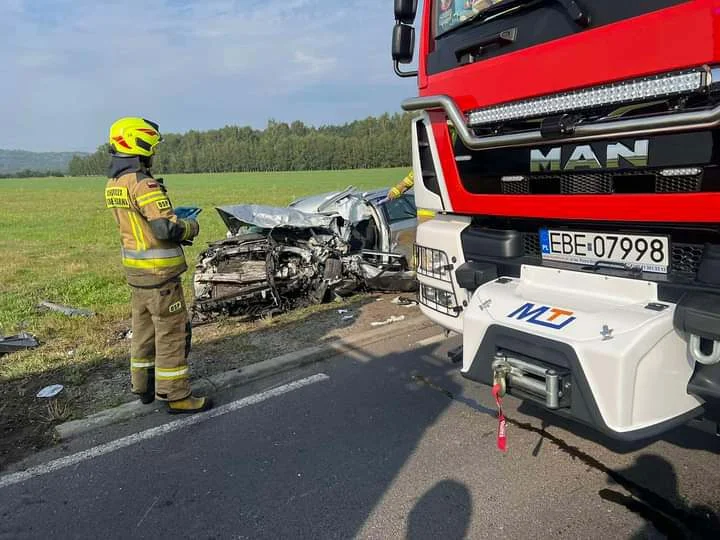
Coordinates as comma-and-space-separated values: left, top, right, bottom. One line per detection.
290, 188, 379, 211
289, 187, 413, 211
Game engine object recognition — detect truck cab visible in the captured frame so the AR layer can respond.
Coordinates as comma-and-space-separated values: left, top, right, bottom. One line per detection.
392, 0, 720, 441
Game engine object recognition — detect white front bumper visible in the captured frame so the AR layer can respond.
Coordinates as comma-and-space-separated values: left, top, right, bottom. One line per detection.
462, 265, 702, 435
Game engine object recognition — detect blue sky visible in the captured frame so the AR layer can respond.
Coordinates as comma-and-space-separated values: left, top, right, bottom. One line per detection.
2, 0, 420, 152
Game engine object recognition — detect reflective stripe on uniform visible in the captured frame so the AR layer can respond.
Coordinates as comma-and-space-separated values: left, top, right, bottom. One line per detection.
156, 366, 189, 380
138, 194, 169, 208
131, 358, 155, 370
128, 212, 147, 251
136, 190, 164, 201
136, 190, 167, 207
122, 247, 184, 260
179, 219, 193, 242
121, 247, 185, 269
417, 209, 436, 218
122, 257, 185, 269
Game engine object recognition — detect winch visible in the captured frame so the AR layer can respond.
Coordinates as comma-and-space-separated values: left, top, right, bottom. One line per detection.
461, 265, 704, 440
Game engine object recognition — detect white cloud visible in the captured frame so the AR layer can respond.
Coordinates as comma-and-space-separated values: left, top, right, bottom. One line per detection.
293, 51, 337, 76
0, 0, 417, 151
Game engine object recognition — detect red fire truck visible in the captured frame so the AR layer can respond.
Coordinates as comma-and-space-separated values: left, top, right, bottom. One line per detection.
392, 0, 720, 441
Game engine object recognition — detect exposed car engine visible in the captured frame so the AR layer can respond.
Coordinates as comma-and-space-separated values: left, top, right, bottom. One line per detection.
190, 191, 417, 323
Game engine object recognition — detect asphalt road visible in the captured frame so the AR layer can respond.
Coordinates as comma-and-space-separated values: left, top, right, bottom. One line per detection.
2, 324, 720, 539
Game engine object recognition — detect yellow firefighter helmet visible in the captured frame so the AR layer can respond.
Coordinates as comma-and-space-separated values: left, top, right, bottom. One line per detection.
108, 117, 163, 157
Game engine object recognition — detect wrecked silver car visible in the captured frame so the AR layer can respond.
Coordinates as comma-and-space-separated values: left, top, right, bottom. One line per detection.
191, 187, 418, 321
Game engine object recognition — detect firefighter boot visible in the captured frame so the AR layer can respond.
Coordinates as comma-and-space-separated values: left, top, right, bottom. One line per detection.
138, 372, 155, 404
166, 395, 213, 414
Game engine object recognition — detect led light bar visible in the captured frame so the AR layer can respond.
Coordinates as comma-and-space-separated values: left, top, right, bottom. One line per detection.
659, 167, 702, 177
467, 69, 709, 127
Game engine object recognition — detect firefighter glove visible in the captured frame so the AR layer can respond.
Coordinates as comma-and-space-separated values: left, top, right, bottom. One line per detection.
181, 218, 200, 245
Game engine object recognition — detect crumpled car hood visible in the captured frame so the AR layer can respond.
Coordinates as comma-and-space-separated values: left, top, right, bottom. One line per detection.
216, 204, 343, 234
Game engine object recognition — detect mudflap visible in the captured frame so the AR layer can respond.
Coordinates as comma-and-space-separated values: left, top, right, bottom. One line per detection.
461, 265, 705, 441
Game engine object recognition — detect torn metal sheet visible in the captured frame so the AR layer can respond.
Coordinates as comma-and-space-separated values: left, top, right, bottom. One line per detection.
290, 186, 373, 224
0, 332, 39, 355
216, 205, 342, 235
38, 301, 94, 317
191, 185, 419, 322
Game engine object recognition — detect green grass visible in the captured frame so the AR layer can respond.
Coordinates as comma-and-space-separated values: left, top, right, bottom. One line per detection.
0, 169, 406, 381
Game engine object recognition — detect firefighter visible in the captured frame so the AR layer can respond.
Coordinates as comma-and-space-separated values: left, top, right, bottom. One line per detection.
387, 170, 436, 223
105, 117, 212, 414
387, 170, 414, 200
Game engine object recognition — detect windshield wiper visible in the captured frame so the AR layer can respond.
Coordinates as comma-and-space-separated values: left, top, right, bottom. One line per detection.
447, 0, 590, 36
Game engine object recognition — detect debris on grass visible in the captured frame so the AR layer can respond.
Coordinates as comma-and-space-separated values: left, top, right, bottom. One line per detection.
36, 384, 64, 398
370, 315, 406, 327
37, 300, 95, 318
0, 332, 40, 355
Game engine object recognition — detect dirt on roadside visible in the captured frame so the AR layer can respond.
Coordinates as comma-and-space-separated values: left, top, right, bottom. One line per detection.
0, 292, 422, 470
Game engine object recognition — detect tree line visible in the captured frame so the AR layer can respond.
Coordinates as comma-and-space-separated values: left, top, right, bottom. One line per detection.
0, 169, 66, 179
68, 113, 415, 176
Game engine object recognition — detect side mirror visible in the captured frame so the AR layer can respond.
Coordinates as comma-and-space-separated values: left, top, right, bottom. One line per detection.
392, 23, 415, 64
394, 0, 418, 25
391, 2, 418, 78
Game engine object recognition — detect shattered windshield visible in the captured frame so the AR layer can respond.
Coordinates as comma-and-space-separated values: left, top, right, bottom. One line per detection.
436, 0, 509, 36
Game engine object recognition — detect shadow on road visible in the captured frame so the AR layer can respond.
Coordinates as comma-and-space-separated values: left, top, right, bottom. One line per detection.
600, 454, 720, 538
406, 480, 472, 540
4, 322, 720, 539
515, 400, 720, 456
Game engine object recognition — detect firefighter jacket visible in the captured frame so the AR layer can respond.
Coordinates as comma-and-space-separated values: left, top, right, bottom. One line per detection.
388, 170, 414, 200
105, 157, 198, 288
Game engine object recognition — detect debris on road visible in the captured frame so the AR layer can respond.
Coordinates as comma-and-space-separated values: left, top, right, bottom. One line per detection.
36, 384, 64, 398
37, 301, 95, 318
391, 295, 418, 307
370, 315, 406, 327
0, 332, 40, 355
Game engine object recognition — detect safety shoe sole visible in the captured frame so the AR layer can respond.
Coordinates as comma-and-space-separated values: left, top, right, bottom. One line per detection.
166, 398, 213, 415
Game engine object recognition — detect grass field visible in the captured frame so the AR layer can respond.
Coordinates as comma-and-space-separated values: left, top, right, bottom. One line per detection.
0, 168, 407, 382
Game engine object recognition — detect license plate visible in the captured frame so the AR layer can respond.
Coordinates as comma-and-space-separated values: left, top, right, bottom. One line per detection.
539, 229, 670, 273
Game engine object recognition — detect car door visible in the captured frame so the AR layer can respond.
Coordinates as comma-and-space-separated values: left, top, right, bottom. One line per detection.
381, 193, 418, 264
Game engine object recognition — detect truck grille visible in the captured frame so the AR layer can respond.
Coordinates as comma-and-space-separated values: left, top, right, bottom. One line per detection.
521, 233, 703, 275
501, 170, 702, 195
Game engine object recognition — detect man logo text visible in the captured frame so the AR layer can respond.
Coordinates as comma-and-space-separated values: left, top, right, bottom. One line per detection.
530, 140, 649, 172
508, 303, 576, 330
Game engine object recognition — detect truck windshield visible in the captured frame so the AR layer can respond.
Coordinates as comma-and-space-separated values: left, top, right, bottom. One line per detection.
436, 0, 511, 36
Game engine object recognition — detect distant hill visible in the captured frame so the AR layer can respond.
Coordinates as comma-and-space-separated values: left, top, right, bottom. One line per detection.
0, 149, 89, 174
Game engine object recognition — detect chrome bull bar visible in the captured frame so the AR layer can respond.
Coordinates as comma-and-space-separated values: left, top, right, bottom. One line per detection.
401, 94, 720, 151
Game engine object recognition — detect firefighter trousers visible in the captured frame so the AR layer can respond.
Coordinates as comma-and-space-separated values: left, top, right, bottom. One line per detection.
130, 279, 192, 402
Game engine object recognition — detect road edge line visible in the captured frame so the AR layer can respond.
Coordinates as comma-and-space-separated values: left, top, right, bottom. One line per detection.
1, 374, 330, 490
55, 315, 436, 440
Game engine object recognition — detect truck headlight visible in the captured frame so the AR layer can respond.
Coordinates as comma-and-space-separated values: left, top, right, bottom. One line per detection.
420, 284, 460, 317
416, 245, 451, 282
